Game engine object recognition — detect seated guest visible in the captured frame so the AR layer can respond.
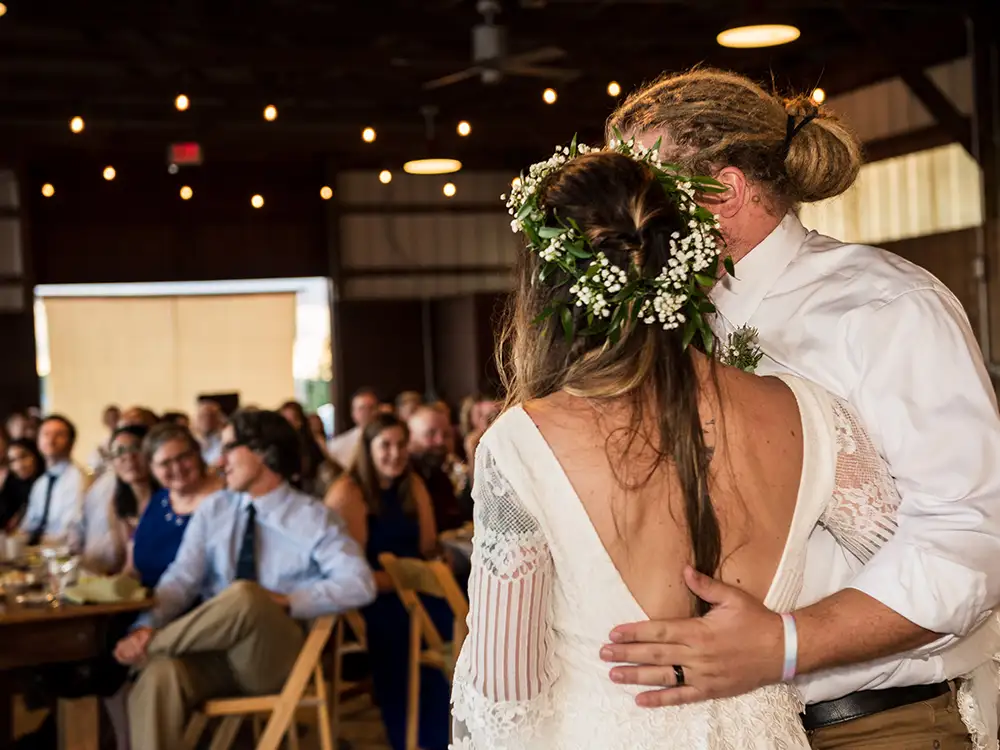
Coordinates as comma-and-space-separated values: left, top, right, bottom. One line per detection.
279, 400, 342, 496
114, 409, 375, 750
119, 406, 159, 429
461, 393, 501, 480
19, 415, 90, 548
88, 404, 122, 474
84, 425, 160, 575
6, 411, 36, 442
0, 435, 44, 530
160, 411, 190, 429
395, 390, 423, 421
131, 423, 224, 590
407, 406, 466, 532
327, 387, 378, 467
194, 399, 226, 467
324, 413, 450, 750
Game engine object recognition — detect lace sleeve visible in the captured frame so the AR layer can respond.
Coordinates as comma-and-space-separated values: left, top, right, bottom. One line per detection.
819, 398, 901, 564
451, 443, 556, 750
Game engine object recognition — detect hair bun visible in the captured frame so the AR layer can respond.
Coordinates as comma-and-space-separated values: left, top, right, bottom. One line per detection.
783, 94, 819, 120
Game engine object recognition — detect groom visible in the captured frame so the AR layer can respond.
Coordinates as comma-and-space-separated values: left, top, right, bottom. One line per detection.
598, 68, 1000, 747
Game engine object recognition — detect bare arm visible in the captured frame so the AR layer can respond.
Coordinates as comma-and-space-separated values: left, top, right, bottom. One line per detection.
323, 477, 369, 549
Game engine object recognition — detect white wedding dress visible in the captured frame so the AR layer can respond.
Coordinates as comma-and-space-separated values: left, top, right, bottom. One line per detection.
450, 374, 903, 750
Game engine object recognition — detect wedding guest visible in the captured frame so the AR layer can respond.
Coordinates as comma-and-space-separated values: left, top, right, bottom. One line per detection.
324, 413, 449, 750
194, 399, 226, 467
6, 411, 36, 442
88, 404, 122, 474
119, 406, 159, 429
19, 415, 90, 548
279, 400, 340, 496
462, 394, 501, 479
0, 434, 43, 530
115, 409, 375, 750
161, 412, 190, 429
131, 423, 223, 590
328, 387, 378, 468
407, 406, 466, 532
395, 391, 423, 422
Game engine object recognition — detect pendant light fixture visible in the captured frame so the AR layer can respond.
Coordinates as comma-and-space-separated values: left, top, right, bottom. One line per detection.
403, 106, 462, 175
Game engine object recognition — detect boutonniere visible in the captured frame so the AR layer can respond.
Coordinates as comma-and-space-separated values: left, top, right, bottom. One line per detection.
719, 325, 764, 373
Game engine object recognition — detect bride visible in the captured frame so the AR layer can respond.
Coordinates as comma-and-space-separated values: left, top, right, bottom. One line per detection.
449, 139, 902, 749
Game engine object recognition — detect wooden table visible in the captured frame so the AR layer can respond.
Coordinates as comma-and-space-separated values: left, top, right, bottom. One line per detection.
0, 597, 154, 750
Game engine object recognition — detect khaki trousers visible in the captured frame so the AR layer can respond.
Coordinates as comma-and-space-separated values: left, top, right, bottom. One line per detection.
808, 689, 973, 750
128, 581, 305, 750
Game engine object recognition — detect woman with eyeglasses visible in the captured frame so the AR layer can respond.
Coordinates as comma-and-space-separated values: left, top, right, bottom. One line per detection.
131, 423, 223, 590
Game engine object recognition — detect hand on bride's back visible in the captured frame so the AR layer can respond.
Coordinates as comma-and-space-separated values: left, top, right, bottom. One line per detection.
600, 566, 784, 707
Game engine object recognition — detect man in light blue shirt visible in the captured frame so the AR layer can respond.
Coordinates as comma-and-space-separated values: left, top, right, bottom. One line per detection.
114, 409, 376, 750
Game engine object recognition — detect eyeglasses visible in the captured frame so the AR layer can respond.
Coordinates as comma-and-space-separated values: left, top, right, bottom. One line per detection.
110, 445, 141, 460
153, 449, 198, 471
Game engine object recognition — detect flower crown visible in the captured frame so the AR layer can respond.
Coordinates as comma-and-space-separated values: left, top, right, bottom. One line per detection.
503, 132, 732, 353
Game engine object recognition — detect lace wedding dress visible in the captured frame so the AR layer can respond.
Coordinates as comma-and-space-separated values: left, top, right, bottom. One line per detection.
450, 374, 901, 750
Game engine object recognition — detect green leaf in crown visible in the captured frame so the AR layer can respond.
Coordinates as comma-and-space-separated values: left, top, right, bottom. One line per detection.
501, 133, 734, 354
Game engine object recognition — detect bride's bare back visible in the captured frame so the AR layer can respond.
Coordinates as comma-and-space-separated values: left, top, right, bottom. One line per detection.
524, 359, 804, 619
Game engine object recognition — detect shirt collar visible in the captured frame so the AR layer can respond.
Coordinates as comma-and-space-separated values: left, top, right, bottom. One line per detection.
46, 460, 71, 478
240, 482, 290, 513
711, 212, 808, 328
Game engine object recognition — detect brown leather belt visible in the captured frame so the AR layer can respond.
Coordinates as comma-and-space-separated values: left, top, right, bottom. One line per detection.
802, 681, 951, 731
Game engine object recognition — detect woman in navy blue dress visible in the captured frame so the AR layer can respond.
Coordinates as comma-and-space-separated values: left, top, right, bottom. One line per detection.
130, 423, 224, 588
325, 413, 452, 750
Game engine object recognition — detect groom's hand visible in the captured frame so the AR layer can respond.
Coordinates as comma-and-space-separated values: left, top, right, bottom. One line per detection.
599, 566, 784, 707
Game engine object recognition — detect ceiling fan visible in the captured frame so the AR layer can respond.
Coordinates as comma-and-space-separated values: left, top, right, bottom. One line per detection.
422, 0, 580, 90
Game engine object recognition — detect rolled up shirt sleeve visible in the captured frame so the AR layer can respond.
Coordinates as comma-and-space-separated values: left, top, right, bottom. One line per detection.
286, 509, 376, 620
846, 288, 1000, 635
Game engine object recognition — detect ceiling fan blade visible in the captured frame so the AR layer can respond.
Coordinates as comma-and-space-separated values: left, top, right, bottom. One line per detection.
504, 46, 567, 66
504, 65, 580, 81
422, 67, 483, 90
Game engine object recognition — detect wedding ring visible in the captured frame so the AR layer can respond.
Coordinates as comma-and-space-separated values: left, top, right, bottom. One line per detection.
673, 664, 686, 687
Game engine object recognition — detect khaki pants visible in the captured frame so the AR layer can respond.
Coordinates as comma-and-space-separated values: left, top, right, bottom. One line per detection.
128, 581, 305, 750
808, 689, 973, 750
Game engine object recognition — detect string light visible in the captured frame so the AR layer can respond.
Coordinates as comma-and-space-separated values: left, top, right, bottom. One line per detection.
607, 81, 621, 97
0, 4, 8, 18
175, 94, 190, 111
41, 184, 55, 198
263, 104, 278, 121
512, 177, 522, 189
251, 194, 264, 209
70, 116, 85, 134
457, 121, 472, 137
443, 182, 457, 198
543, 88, 557, 104
103, 166, 116, 181
180, 186, 193, 200
362, 127, 377, 143
811, 87, 826, 104
379, 170, 392, 184
320, 186, 333, 200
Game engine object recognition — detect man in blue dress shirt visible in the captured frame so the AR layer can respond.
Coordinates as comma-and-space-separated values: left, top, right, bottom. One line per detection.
114, 409, 376, 750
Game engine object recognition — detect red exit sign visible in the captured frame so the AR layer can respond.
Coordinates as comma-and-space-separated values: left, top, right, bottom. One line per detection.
168, 142, 203, 165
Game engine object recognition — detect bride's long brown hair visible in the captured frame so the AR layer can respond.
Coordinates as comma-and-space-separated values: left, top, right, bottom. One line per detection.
498, 151, 721, 614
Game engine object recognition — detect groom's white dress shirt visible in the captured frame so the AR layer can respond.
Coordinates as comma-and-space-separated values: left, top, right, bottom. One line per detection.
711, 213, 1000, 708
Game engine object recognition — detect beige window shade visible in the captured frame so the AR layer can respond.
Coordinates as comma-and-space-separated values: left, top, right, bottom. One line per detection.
44, 293, 296, 463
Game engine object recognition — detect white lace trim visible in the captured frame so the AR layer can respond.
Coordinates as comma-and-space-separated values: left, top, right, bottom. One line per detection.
451, 672, 556, 749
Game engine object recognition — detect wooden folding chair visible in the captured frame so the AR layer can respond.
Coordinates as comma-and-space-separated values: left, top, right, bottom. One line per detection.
181, 614, 336, 750
378, 552, 469, 750
329, 609, 369, 744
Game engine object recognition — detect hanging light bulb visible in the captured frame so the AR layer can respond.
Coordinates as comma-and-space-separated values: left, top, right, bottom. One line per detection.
362, 127, 377, 143
179, 186, 193, 201
443, 182, 457, 198
251, 194, 264, 209
103, 166, 116, 181
543, 88, 557, 104
379, 170, 392, 184
175, 94, 190, 111
457, 121, 472, 137
811, 88, 827, 104
263, 104, 278, 121
41, 183, 55, 198
70, 116, 85, 134
607, 81, 621, 97
0, 5, 8, 18
320, 186, 333, 200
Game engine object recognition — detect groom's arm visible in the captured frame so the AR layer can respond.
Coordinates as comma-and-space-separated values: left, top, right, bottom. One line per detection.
603, 288, 1000, 704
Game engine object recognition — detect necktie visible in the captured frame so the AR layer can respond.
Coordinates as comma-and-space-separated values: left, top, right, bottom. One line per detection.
29, 473, 58, 546
235, 502, 257, 582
